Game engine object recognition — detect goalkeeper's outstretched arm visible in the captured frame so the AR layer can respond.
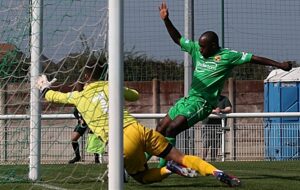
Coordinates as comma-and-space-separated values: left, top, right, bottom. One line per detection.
35, 74, 57, 96
36, 74, 80, 105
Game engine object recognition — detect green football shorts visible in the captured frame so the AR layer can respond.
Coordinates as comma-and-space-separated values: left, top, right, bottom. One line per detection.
168, 96, 213, 127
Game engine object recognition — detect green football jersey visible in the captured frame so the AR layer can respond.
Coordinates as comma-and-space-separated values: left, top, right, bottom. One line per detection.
180, 37, 253, 107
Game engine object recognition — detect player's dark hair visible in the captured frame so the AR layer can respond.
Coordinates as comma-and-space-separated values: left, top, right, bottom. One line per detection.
201, 31, 220, 47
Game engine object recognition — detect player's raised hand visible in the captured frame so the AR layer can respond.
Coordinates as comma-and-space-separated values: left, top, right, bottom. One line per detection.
36, 74, 57, 92
159, 1, 169, 20
281, 61, 293, 71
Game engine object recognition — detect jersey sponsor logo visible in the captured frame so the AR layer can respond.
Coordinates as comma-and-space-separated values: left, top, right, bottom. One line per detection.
195, 61, 218, 72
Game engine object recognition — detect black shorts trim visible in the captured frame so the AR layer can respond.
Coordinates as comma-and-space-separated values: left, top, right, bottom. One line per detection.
157, 143, 173, 158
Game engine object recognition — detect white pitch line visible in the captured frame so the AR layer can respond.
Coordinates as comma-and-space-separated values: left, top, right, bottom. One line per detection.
34, 183, 68, 190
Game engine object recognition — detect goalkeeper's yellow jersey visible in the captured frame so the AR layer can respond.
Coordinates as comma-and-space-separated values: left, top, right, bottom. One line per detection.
45, 81, 138, 143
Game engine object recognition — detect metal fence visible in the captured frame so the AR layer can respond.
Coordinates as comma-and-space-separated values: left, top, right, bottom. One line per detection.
0, 118, 299, 164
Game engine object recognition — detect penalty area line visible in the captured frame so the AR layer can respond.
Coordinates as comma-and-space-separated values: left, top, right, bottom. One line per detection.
34, 183, 68, 190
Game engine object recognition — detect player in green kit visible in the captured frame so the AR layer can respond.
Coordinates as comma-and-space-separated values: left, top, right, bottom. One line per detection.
152, 1, 293, 168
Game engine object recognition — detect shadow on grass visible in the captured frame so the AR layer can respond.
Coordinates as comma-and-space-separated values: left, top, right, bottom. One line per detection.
141, 183, 222, 188
127, 179, 226, 189
241, 174, 300, 181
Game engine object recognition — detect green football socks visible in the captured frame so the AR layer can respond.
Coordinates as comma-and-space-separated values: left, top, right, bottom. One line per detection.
145, 152, 152, 161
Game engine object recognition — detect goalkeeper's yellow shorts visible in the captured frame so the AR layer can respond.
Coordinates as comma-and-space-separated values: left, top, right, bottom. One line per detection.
123, 122, 170, 175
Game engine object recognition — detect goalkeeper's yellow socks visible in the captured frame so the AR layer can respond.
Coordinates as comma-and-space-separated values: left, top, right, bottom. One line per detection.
139, 167, 171, 184
182, 155, 218, 176
157, 137, 176, 168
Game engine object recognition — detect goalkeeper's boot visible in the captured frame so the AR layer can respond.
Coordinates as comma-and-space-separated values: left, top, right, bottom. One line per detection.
213, 170, 241, 187
68, 156, 81, 164
95, 158, 100, 164
166, 160, 198, 178
94, 154, 100, 164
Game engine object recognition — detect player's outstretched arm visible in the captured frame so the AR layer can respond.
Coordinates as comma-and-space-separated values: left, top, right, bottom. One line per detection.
251, 55, 292, 71
159, 1, 181, 46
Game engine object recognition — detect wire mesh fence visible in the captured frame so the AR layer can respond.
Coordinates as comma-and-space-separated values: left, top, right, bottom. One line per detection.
1, 120, 299, 164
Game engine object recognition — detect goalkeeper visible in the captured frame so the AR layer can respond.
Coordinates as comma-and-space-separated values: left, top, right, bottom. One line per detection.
36, 59, 240, 187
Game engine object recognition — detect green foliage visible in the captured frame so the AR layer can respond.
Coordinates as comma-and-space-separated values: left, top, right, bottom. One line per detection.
231, 63, 271, 80
124, 51, 184, 81
44, 50, 184, 82
43, 50, 107, 83
0, 46, 29, 83
4, 46, 297, 83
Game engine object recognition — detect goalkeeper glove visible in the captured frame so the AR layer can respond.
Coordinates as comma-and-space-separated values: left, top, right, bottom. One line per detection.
36, 74, 57, 92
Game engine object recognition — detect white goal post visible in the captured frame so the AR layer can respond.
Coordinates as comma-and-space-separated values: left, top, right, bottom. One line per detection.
108, 0, 124, 189
29, 0, 43, 181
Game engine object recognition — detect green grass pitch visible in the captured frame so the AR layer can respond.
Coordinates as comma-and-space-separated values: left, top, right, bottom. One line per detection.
0, 161, 299, 190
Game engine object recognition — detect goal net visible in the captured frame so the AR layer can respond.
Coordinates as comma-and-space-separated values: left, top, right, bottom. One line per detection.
0, 0, 110, 187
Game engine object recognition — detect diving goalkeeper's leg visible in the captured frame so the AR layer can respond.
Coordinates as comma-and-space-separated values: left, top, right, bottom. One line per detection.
130, 163, 198, 184
130, 167, 171, 184
165, 147, 241, 187
145, 137, 175, 164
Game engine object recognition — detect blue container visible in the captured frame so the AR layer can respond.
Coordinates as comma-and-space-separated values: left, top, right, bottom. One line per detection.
264, 68, 300, 160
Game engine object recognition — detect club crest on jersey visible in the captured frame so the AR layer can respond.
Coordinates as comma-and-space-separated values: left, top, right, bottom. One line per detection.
214, 55, 221, 62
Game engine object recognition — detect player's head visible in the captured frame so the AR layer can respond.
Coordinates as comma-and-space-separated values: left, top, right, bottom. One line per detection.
83, 56, 107, 82
198, 31, 220, 58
